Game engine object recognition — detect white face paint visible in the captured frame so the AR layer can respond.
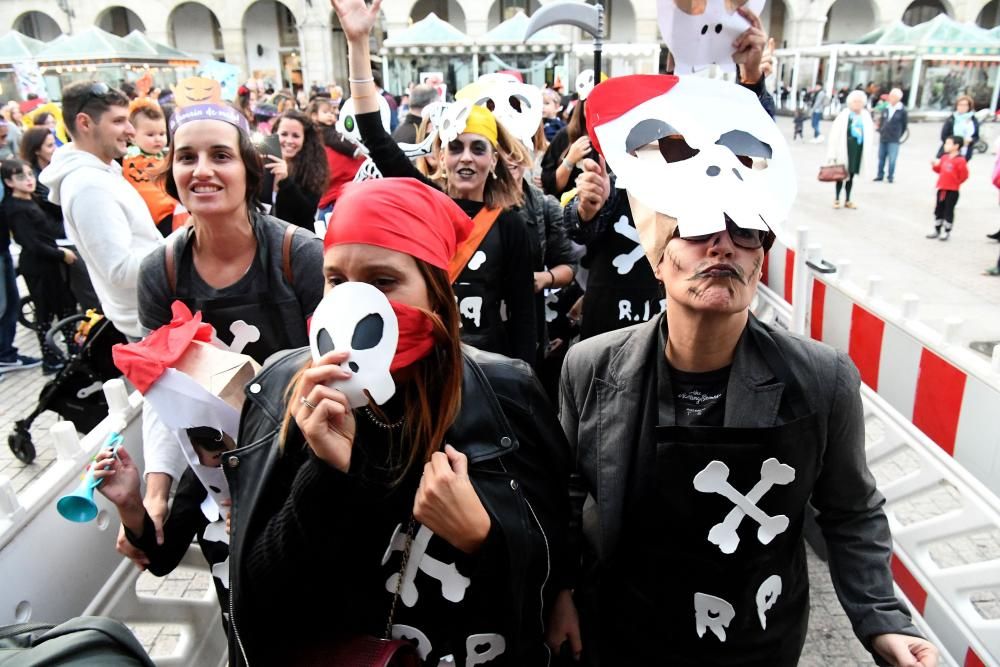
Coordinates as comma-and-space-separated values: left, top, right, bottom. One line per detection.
657, 0, 765, 75
308, 282, 398, 408
593, 75, 795, 238
694, 593, 735, 641
457, 74, 543, 151
336, 94, 391, 145
576, 69, 597, 100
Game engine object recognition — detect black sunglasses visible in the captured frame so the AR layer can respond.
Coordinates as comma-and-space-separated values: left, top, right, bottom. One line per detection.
68, 81, 112, 123
674, 217, 772, 250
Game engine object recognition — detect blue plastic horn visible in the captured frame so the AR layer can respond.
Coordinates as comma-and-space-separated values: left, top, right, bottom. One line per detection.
57, 431, 124, 523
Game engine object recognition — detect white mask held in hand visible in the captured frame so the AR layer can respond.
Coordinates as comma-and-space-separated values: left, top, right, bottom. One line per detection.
587, 74, 794, 243
576, 69, 597, 101
657, 0, 764, 75
309, 282, 399, 408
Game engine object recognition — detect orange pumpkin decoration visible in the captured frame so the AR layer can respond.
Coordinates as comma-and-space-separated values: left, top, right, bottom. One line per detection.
174, 77, 222, 107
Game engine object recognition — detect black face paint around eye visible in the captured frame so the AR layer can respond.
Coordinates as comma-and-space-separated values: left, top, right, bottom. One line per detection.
352, 313, 384, 350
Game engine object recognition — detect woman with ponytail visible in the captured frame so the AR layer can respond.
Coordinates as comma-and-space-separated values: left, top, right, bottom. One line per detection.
226, 177, 570, 666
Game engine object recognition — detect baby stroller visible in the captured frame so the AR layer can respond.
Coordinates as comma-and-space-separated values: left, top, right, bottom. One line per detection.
7, 309, 127, 464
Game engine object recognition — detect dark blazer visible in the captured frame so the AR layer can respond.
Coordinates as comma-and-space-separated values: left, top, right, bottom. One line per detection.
878, 105, 908, 143
559, 314, 920, 657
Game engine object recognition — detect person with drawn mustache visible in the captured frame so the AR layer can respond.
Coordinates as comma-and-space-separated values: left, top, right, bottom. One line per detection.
550, 73, 939, 667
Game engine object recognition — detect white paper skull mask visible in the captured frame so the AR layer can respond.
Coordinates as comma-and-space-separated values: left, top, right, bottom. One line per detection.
457, 75, 543, 150
309, 281, 399, 409
337, 94, 391, 146
657, 0, 765, 75
576, 69, 596, 100
589, 74, 795, 240
437, 99, 475, 145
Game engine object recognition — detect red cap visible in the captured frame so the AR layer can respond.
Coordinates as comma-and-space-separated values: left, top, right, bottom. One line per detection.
585, 74, 679, 157
324, 178, 472, 271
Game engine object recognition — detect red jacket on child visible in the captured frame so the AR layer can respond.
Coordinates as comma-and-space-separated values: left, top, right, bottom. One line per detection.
933, 153, 969, 191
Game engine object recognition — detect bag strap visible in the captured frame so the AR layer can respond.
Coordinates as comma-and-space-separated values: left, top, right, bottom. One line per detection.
164, 227, 194, 294
448, 207, 502, 283
281, 223, 296, 287
0, 623, 54, 642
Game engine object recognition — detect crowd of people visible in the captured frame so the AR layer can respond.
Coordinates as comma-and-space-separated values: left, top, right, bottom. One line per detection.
0, 0, 956, 663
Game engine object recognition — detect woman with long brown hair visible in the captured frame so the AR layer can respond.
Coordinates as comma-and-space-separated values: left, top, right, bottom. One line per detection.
226, 177, 569, 666
335, 0, 536, 365
262, 109, 328, 229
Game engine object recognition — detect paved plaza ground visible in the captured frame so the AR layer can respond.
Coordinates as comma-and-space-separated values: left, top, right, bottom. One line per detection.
1, 118, 997, 663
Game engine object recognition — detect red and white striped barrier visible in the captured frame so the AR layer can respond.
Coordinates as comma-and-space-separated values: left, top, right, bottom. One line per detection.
756, 230, 1000, 667
807, 273, 1000, 498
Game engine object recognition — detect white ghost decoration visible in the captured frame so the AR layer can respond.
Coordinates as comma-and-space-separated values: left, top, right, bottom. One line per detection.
590, 74, 794, 238
309, 282, 399, 408
657, 0, 765, 75
457, 74, 543, 150
576, 69, 597, 100
337, 94, 391, 146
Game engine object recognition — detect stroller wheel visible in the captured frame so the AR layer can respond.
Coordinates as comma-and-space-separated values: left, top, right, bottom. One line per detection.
8, 425, 36, 465
18, 296, 36, 329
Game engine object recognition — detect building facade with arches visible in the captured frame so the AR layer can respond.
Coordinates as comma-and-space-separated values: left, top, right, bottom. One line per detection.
3, 0, 998, 93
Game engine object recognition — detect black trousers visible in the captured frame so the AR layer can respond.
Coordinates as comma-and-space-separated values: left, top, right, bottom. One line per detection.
934, 189, 960, 228
23, 268, 77, 364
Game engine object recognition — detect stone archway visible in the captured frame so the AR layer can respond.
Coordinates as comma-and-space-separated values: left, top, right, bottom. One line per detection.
96, 6, 145, 36
13, 11, 63, 40
975, 0, 999, 27
824, 0, 877, 42
169, 2, 223, 61
412, 0, 468, 32
485, 0, 540, 30
243, 0, 300, 90
903, 0, 951, 25
760, 0, 790, 47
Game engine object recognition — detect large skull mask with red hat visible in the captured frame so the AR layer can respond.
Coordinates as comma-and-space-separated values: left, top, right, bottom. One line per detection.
588, 74, 795, 240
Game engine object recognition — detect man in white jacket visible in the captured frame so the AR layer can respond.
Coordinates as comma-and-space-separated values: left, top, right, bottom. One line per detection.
41, 82, 174, 551
40, 81, 162, 341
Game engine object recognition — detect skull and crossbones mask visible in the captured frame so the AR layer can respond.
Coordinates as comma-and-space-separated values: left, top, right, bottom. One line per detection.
587, 74, 794, 267
309, 282, 399, 409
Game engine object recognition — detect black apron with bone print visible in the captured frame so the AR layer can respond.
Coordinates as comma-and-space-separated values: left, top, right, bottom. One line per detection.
579, 200, 664, 340
593, 323, 821, 666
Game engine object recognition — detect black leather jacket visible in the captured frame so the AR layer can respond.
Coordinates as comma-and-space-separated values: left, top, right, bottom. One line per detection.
225, 346, 570, 666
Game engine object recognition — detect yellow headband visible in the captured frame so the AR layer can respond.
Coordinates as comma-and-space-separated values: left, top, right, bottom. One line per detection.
462, 104, 498, 147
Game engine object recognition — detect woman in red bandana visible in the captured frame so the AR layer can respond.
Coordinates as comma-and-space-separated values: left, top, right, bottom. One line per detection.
226, 177, 571, 667
333, 0, 537, 367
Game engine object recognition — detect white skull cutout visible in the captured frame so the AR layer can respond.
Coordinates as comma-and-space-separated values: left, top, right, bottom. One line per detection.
337, 94, 391, 146
457, 74, 543, 150
437, 99, 475, 145
576, 69, 597, 100
589, 74, 795, 238
657, 0, 765, 75
309, 282, 399, 408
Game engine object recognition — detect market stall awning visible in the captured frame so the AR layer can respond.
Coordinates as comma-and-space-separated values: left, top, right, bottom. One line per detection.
383, 12, 473, 55
35, 26, 197, 65
0, 31, 45, 65
856, 15, 1000, 56
478, 11, 567, 49
122, 30, 195, 60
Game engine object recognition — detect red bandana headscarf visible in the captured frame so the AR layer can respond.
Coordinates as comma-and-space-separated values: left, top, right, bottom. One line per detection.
323, 178, 473, 371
